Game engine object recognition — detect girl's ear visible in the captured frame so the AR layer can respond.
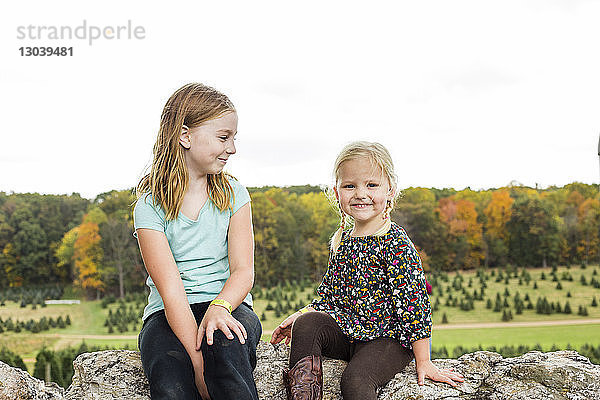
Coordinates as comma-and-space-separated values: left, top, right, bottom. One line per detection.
179, 125, 191, 149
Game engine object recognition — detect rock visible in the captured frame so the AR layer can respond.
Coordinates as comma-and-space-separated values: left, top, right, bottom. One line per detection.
1, 342, 599, 399
0, 361, 64, 400
65, 350, 149, 400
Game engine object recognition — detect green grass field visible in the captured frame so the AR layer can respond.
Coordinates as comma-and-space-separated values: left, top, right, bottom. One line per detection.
428, 265, 600, 324
1, 265, 599, 373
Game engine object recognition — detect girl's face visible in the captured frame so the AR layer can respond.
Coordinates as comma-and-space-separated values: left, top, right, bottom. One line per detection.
335, 157, 393, 234
180, 111, 238, 177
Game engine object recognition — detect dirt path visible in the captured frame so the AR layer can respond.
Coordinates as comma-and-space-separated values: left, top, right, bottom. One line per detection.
432, 318, 600, 330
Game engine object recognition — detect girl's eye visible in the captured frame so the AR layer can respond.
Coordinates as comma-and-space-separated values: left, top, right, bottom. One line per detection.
218, 136, 228, 141
367, 183, 379, 187
342, 184, 355, 189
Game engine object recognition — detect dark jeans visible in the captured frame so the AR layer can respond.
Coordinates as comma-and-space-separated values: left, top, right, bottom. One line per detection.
290, 311, 414, 400
139, 302, 262, 400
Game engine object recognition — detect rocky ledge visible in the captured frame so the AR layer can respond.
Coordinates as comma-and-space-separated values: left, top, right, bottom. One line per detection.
0, 341, 599, 399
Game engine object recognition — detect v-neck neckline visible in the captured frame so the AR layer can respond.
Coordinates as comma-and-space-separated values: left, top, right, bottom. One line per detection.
178, 197, 210, 223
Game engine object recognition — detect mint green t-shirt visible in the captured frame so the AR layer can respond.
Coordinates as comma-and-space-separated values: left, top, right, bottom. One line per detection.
133, 178, 253, 321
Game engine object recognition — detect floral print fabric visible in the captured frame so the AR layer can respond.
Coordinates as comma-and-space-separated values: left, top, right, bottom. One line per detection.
311, 222, 432, 347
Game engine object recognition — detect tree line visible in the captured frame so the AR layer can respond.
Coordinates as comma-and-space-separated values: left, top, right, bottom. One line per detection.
0, 182, 598, 297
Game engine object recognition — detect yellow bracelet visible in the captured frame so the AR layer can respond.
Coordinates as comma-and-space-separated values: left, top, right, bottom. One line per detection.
210, 298, 232, 314
298, 306, 311, 314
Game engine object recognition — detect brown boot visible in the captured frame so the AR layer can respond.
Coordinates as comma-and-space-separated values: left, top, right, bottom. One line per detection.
283, 355, 323, 400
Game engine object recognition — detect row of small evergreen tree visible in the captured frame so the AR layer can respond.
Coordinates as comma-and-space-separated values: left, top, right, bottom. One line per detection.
104, 302, 144, 333
429, 265, 599, 293
254, 279, 315, 321
100, 292, 147, 308
0, 315, 70, 333
0, 286, 64, 307
439, 292, 597, 323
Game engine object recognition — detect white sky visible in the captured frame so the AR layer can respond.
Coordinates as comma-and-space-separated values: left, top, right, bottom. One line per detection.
1, 0, 599, 199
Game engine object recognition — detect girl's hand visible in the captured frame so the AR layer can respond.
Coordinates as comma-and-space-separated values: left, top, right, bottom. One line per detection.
415, 359, 464, 387
196, 305, 247, 349
270, 311, 302, 345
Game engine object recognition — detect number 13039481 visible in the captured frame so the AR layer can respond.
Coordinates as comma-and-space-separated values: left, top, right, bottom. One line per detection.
19, 47, 73, 56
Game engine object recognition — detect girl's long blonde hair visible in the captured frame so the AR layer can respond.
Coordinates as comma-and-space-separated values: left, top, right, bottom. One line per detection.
136, 83, 236, 220
328, 141, 399, 252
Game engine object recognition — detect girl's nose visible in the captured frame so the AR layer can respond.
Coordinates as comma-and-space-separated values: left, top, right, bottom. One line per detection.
227, 140, 236, 154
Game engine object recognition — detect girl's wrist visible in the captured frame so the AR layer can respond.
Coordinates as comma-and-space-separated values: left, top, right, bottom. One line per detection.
415, 357, 431, 365
209, 298, 232, 313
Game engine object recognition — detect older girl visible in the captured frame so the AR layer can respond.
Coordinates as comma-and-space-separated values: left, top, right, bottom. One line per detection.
134, 83, 261, 400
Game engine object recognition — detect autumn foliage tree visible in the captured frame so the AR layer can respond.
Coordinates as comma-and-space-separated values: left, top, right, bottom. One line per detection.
437, 196, 484, 269
483, 190, 514, 267
72, 209, 107, 299
73, 221, 103, 299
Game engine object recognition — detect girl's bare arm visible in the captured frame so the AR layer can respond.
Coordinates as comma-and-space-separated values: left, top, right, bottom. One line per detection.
135, 229, 205, 371
196, 202, 255, 347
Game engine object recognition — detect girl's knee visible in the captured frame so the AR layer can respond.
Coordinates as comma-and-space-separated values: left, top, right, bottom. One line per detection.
203, 330, 255, 366
293, 311, 333, 333
232, 305, 262, 343
341, 368, 377, 400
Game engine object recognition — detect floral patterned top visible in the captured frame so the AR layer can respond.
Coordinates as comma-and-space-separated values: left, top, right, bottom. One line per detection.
311, 222, 432, 348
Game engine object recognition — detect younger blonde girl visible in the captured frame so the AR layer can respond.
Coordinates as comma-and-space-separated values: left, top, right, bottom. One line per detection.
271, 141, 463, 400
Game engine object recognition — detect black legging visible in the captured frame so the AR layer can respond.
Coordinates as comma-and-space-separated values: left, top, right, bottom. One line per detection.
138, 302, 262, 400
290, 311, 413, 400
